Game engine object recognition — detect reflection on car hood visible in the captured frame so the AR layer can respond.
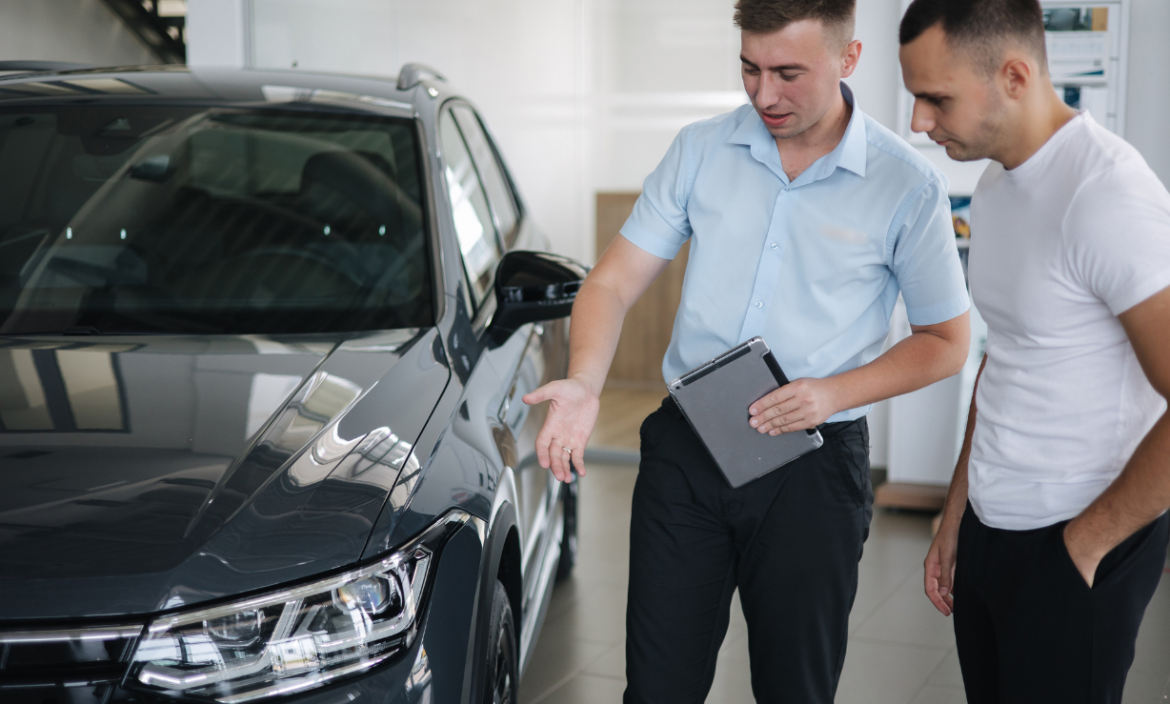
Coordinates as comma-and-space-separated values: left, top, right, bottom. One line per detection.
0, 329, 450, 620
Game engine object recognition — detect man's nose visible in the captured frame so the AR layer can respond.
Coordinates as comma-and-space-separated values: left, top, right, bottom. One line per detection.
756, 72, 781, 108
910, 100, 935, 134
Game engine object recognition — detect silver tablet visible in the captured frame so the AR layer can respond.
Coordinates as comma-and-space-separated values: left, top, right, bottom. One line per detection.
667, 337, 824, 488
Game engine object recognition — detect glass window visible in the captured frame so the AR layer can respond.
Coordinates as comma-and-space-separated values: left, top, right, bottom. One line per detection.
0, 107, 432, 335
452, 106, 518, 246
438, 109, 500, 309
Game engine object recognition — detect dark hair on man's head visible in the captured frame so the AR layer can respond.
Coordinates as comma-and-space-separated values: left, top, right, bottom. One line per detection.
734, 0, 857, 49
899, 0, 1046, 75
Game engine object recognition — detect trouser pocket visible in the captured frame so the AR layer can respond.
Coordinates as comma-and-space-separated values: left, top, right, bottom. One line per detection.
830, 420, 870, 509
1090, 513, 1170, 591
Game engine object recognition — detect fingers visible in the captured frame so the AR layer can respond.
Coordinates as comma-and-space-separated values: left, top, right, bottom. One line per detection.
924, 563, 951, 616
938, 561, 953, 597
750, 398, 801, 429
549, 437, 569, 483
571, 445, 587, 479
766, 414, 814, 435
755, 408, 813, 434
749, 386, 795, 417
522, 383, 553, 407
938, 555, 956, 611
924, 548, 955, 616
534, 426, 554, 470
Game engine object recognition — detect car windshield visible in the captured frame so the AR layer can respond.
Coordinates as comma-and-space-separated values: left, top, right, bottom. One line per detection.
0, 105, 431, 335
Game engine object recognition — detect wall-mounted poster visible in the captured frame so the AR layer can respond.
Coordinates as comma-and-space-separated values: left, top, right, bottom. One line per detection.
950, 196, 971, 239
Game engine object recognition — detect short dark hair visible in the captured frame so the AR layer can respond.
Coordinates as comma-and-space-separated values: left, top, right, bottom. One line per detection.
899, 0, 1047, 75
734, 0, 856, 48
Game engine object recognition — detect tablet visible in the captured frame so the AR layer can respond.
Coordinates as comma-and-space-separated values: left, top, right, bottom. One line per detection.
667, 337, 824, 488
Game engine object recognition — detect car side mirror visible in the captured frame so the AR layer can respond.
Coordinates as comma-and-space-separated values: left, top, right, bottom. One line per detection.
488, 250, 590, 343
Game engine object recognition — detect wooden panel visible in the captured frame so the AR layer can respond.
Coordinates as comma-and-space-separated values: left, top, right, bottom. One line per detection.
587, 388, 667, 451
873, 482, 948, 511
595, 192, 689, 388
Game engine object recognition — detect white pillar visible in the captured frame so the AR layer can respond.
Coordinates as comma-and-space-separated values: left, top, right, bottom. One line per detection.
186, 0, 252, 67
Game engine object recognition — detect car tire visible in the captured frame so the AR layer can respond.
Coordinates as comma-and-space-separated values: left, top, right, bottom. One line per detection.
484, 580, 518, 704
555, 471, 578, 582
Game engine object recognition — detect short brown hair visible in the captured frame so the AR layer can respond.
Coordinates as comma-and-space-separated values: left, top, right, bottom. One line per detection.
734, 0, 856, 48
899, 0, 1047, 75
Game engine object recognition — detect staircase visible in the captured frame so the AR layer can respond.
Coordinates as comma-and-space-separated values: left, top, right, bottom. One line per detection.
100, 0, 186, 64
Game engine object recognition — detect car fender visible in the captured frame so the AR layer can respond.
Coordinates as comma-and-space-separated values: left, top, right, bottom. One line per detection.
459, 468, 521, 703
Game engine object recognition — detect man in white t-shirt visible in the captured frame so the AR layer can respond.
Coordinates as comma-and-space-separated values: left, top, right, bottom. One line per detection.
899, 0, 1170, 701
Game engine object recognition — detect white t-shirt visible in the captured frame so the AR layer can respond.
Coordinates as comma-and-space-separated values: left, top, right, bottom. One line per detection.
967, 112, 1170, 531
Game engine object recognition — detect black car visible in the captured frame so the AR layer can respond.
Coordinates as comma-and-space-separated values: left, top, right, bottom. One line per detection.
0, 62, 586, 704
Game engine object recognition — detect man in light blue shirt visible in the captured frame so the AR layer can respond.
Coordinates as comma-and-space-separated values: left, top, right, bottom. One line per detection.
523, 0, 970, 701
625, 82, 969, 421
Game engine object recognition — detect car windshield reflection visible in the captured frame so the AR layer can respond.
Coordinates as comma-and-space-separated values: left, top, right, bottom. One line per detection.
0, 107, 432, 335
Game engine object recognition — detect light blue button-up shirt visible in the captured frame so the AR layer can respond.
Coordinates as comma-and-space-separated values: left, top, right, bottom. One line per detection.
621, 84, 969, 422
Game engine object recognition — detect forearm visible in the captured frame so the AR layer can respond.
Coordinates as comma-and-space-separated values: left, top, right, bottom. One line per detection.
1067, 411, 1170, 560
827, 322, 969, 413
565, 278, 630, 397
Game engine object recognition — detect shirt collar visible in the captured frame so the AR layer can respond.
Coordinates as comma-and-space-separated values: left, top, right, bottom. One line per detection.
832, 83, 867, 178
729, 82, 867, 183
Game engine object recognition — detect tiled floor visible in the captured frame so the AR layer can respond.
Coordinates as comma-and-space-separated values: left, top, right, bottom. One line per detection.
518, 459, 1170, 704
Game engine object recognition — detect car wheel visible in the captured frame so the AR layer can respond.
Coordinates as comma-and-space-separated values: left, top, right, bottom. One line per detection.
555, 471, 578, 582
484, 580, 518, 704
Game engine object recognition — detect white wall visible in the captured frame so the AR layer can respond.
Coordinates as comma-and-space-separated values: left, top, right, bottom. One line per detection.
1126, 0, 1170, 184
184, 0, 1046, 261
188, 0, 752, 264
0, 0, 158, 66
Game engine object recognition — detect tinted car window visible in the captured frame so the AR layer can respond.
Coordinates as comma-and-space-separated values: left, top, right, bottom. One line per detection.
452, 106, 518, 246
0, 107, 431, 335
439, 109, 500, 309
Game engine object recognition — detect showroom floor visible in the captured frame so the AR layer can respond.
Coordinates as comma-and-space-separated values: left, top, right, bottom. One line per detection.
517, 394, 1170, 704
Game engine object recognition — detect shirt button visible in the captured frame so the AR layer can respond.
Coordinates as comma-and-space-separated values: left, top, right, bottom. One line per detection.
770, 243, 778, 250
755, 301, 764, 309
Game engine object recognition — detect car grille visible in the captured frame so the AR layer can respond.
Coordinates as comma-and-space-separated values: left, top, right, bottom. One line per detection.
0, 624, 142, 704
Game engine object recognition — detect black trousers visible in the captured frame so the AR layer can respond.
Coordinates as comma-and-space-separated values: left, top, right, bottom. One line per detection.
624, 398, 873, 704
954, 503, 1170, 704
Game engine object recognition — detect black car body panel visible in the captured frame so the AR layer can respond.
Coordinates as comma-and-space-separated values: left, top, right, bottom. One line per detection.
0, 327, 450, 619
0, 64, 582, 702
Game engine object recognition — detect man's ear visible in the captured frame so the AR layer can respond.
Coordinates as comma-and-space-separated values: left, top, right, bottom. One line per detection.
1000, 53, 1034, 100
841, 39, 862, 79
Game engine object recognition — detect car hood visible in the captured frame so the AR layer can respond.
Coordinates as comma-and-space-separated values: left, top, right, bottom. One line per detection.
0, 329, 450, 620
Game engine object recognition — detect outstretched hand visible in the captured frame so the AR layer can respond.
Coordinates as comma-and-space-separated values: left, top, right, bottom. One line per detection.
522, 377, 600, 484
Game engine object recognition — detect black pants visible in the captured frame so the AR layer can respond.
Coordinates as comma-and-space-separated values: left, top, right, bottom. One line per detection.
624, 398, 873, 704
954, 503, 1170, 703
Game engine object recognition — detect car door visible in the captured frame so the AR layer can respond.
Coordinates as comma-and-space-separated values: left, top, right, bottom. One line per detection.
439, 103, 564, 622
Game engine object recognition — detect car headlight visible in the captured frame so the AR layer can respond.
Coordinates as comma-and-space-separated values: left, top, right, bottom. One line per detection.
129, 511, 474, 703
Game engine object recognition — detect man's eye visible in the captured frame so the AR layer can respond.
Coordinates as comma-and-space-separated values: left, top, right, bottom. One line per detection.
743, 66, 760, 75
780, 72, 800, 81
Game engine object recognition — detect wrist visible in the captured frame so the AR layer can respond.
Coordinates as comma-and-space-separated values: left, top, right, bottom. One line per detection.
569, 372, 604, 399
1063, 519, 1109, 562
822, 375, 850, 418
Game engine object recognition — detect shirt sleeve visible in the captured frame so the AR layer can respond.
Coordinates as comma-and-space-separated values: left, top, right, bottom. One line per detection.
619, 128, 694, 260
1064, 165, 1170, 315
887, 176, 971, 326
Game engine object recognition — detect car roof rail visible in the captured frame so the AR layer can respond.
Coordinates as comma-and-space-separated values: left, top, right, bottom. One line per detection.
396, 63, 446, 91
0, 61, 93, 73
